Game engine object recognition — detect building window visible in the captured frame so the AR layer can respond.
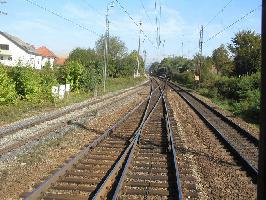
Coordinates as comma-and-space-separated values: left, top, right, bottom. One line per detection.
0, 56, 4, 60
0, 44, 9, 50
8, 56, 12, 61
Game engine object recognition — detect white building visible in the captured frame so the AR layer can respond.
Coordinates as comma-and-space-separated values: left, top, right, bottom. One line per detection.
36, 46, 56, 67
0, 31, 43, 69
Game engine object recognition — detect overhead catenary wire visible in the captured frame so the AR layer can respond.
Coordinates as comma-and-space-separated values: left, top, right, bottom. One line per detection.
204, 0, 233, 29
23, 0, 100, 37
0, 0, 7, 15
115, 0, 157, 49
205, 4, 262, 43
139, 0, 153, 26
82, 0, 104, 18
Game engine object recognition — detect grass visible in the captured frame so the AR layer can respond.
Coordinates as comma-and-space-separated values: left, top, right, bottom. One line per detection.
173, 80, 259, 128
0, 76, 147, 125
98, 76, 147, 95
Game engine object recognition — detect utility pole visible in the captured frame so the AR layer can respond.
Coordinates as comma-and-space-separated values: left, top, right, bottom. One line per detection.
143, 50, 147, 68
103, 1, 114, 93
258, 0, 266, 199
196, 25, 203, 81
136, 21, 142, 77
181, 41, 184, 58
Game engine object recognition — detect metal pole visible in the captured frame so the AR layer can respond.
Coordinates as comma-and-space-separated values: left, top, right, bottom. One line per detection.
136, 21, 142, 77
258, 1, 266, 199
143, 50, 147, 69
181, 41, 184, 58
199, 25, 203, 80
103, 6, 109, 93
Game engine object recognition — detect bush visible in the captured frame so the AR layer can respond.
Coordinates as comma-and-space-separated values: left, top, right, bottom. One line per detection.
173, 71, 194, 87
56, 61, 85, 92
236, 72, 260, 99
217, 76, 242, 99
80, 68, 99, 91
11, 66, 42, 102
40, 65, 58, 101
233, 89, 260, 123
198, 87, 218, 99
0, 65, 17, 104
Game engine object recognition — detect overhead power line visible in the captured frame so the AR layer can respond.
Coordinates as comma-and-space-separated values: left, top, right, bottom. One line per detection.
204, 0, 233, 28
82, 0, 104, 18
0, 0, 7, 15
205, 4, 261, 43
0, 10, 7, 15
115, 0, 157, 49
23, 0, 100, 36
139, 0, 153, 26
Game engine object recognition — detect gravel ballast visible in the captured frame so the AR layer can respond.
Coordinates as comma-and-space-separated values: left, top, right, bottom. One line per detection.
0, 85, 149, 200
167, 89, 256, 199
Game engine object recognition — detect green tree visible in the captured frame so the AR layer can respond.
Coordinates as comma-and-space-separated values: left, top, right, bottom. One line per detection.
212, 44, 233, 75
121, 50, 144, 76
95, 35, 127, 77
228, 30, 261, 76
68, 48, 100, 68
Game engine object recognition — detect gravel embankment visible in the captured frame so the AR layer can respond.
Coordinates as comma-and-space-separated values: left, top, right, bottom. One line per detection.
0, 81, 149, 136
167, 89, 256, 200
0, 82, 148, 158
0, 85, 149, 200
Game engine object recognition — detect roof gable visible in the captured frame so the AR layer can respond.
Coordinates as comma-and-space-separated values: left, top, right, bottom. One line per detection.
36, 46, 56, 58
0, 31, 40, 55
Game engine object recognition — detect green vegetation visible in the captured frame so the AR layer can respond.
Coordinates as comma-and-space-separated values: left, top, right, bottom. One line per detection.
150, 30, 261, 125
0, 35, 146, 125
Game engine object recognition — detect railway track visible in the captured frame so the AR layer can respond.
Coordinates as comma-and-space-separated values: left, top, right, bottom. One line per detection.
0, 83, 148, 156
23, 79, 183, 199
110, 93, 182, 200
167, 80, 258, 180
0, 81, 148, 138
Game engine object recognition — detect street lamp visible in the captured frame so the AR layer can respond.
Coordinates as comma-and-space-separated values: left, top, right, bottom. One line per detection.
103, 1, 114, 93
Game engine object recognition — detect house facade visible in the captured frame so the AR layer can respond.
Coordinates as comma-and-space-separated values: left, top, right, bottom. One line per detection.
36, 46, 56, 67
0, 31, 42, 69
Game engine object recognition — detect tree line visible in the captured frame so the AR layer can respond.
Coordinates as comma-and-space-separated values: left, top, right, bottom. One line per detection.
0, 35, 145, 105
150, 30, 261, 124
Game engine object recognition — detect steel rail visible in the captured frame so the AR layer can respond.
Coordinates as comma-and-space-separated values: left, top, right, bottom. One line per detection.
168, 81, 258, 180
111, 91, 164, 200
23, 95, 150, 200
162, 93, 183, 200
168, 81, 258, 146
92, 84, 164, 199
0, 81, 149, 138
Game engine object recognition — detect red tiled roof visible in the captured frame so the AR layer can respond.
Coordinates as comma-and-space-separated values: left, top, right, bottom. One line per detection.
55, 57, 66, 65
36, 46, 56, 58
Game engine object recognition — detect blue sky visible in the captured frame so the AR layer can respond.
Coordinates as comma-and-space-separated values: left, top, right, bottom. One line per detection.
0, 0, 262, 65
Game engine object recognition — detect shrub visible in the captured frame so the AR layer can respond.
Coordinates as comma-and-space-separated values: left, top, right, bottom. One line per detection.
56, 61, 85, 92
40, 65, 58, 100
214, 76, 240, 100
173, 71, 194, 87
233, 89, 260, 123
80, 68, 99, 91
0, 65, 17, 104
236, 72, 260, 99
198, 87, 218, 99
11, 66, 42, 102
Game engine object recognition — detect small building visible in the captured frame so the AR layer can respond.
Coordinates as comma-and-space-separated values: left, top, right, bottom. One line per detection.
0, 31, 42, 69
36, 46, 57, 67
54, 57, 66, 65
